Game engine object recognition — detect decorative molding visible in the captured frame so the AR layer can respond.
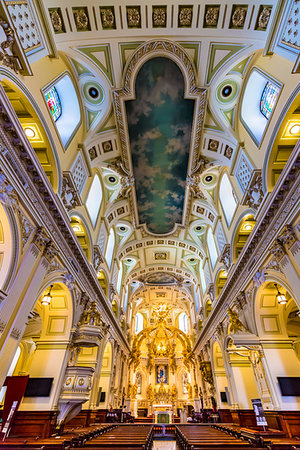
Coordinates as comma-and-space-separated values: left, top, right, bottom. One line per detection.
0, 15, 21, 72
61, 172, 82, 212
219, 244, 231, 271
93, 245, 104, 272
242, 169, 264, 209
0, 171, 18, 207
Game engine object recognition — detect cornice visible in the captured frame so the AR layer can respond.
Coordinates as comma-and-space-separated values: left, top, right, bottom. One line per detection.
194, 139, 300, 352
0, 85, 129, 353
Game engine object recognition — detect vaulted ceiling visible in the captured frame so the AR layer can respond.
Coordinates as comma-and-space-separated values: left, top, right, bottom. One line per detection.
10, 0, 298, 332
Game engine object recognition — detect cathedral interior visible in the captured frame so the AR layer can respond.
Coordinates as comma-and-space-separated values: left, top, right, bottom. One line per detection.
0, 0, 300, 446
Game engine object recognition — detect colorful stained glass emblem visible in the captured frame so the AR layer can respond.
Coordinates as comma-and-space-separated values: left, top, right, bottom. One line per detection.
260, 81, 279, 120
45, 87, 62, 122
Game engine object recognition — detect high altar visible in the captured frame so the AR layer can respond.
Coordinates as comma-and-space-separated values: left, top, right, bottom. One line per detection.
153, 404, 173, 423
127, 304, 200, 418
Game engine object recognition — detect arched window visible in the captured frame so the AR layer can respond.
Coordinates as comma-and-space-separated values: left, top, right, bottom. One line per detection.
241, 69, 280, 144
45, 87, 62, 122
199, 263, 207, 294
105, 228, 115, 270
260, 82, 280, 119
178, 312, 188, 333
207, 227, 218, 269
85, 174, 102, 228
116, 263, 123, 294
44, 74, 81, 148
135, 312, 143, 334
219, 173, 238, 226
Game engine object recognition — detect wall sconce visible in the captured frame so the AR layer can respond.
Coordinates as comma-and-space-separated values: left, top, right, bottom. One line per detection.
274, 283, 287, 305
41, 284, 53, 306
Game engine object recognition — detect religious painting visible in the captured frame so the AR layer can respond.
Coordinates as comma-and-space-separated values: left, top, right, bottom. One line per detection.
156, 364, 168, 384
126, 57, 194, 234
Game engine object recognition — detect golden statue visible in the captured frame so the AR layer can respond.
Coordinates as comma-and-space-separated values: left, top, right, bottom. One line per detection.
171, 384, 178, 401
188, 383, 193, 399
131, 383, 138, 399
228, 307, 247, 333
127, 381, 132, 398
146, 384, 154, 401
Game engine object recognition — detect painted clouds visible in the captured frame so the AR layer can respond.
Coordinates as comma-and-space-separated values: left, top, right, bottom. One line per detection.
126, 57, 194, 234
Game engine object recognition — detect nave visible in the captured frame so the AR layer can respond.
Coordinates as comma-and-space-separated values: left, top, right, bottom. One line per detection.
1, 423, 300, 450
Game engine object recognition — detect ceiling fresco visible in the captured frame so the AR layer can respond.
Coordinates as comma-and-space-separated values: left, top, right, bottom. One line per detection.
141, 272, 178, 285
126, 57, 195, 234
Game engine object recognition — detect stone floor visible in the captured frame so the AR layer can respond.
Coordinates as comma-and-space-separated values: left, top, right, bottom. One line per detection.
153, 440, 177, 449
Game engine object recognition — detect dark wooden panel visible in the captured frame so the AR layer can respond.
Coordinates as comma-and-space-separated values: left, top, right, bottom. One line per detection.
10, 411, 57, 438
231, 409, 257, 428
219, 409, 233, 423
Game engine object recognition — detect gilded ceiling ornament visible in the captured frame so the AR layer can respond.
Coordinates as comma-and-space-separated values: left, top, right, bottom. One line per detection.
204, 7, 219, 27
231, 7, 247, 27
100, 8, 115, 29
127, 7, 141, 28
208, 139, 219, 151
88, 146, 97, 161
153, 7, 166, 27
179, 7, 193, 27
224, 145, 233, 159
152, 303, 172, 322
74, 9, 89, 30
258, 7, 271, 29
49, 9, 64, 33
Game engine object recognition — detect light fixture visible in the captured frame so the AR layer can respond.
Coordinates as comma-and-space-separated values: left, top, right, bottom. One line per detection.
289, 124, 300, 135
244, 224, 252, 231
274, 283, 287, 305
24, 127, 36, 138
41, 284, 53, 306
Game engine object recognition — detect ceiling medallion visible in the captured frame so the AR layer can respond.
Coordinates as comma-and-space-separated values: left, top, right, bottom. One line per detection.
231, 6, 247, 28
178, 7, 193, 27
257, 7, 272, 29
204, 6, 219, 27
127, 7, 141, 28
73, 8, 89, 31
49, 8, 64, 33
152, 7, 167, 27
100, 7, 115, 29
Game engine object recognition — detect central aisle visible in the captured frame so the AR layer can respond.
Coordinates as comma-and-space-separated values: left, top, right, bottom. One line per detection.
153, 440, 177, 449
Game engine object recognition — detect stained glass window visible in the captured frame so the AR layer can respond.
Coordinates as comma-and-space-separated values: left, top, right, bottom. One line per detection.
260, 81, 279, 120
45, 87, 62, 122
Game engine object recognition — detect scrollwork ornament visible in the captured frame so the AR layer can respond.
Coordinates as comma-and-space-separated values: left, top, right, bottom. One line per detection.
0, 172, 18, 207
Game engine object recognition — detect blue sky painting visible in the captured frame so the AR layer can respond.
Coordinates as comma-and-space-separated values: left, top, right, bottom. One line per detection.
126, 57, 194, 234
